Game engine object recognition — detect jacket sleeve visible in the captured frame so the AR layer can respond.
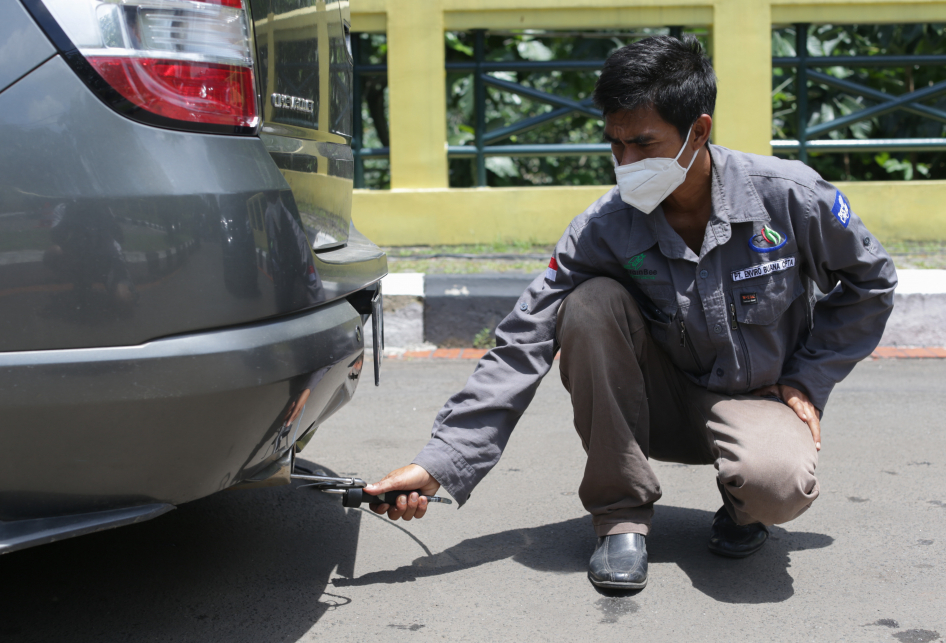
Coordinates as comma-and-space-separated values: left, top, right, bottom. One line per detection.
412, 220, 601, 505
779, 179, 897, 411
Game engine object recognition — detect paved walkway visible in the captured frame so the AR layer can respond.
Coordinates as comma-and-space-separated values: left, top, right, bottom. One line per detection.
3, 359, 942, 642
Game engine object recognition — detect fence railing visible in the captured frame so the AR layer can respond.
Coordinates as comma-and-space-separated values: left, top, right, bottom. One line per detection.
353, 24, 946, 187
348, 0, 946, 245
773, 24, 946, 161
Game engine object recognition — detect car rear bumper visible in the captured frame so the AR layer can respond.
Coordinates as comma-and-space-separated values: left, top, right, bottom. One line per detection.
0, 298, 365, 522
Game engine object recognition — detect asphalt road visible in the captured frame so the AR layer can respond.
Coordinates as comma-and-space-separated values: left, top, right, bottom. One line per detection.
1, 359, 944, 642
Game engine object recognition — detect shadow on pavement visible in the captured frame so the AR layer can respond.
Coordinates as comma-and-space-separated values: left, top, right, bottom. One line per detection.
647, 505, 834, 604
335, 505, 833, 605
0, 461, 358, 643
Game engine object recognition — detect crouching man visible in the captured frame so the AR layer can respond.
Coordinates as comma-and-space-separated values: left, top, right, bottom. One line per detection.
366, 35, 896, 590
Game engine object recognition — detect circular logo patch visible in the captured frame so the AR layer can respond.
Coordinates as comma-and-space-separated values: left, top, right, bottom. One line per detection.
748, 224, 787, 253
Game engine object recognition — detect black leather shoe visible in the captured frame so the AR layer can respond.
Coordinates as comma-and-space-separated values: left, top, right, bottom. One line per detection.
707, 506, 769, 558
588, 533, 648, 589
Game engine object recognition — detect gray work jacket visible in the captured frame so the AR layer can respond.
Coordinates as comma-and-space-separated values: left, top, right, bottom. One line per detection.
413, 145, 897, 506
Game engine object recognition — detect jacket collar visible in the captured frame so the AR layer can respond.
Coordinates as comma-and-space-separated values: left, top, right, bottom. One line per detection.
709, 144, 771, 225
623, 144, 771, 262
624, 206, 659, 260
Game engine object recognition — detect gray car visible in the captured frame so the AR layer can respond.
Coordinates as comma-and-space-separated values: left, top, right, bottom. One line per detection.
0, 0, 385, 552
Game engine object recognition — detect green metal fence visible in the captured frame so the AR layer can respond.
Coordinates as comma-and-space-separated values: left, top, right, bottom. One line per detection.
352, 25, 946, 188
774, 23, 946, 162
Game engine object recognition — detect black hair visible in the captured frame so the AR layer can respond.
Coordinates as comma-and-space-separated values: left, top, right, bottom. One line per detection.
593, 35, 716, 141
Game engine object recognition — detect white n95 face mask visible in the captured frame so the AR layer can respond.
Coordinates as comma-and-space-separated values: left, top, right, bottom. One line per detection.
613, 125, 698, 214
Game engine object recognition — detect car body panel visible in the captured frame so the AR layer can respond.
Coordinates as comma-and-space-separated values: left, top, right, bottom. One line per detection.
250, 0, 353, 250
0, 503, 174, 554
0, 0, 383, 551
0, 0, 54, 93
0, 55, 382, 352
0, 297, 364, 521
263, 133, 354, 251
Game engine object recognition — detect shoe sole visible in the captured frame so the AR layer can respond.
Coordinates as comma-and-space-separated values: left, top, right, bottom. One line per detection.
706, 542, 765, 559
587, 573, 647, 590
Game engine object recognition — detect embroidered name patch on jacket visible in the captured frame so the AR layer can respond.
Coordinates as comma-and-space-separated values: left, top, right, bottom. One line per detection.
731, 256, 795, 282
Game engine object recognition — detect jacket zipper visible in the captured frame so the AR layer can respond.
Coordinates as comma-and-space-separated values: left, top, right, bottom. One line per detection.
679, 319, 705, 373
729, 295, 752, 391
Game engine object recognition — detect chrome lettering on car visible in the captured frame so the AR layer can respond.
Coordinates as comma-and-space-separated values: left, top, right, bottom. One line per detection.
270, 93, 315, 114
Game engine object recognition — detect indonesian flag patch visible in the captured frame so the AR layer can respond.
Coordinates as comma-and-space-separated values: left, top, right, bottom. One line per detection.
546, 257, 558, 282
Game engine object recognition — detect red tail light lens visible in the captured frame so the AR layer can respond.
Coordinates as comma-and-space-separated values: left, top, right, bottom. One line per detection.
36, 0, 259, 133
89, 58, 257, 127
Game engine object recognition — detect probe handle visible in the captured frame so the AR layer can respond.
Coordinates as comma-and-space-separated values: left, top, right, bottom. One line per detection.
340, 488, 451, 508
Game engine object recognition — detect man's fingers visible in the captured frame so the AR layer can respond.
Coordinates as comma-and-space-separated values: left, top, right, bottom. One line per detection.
384, 493, 412, 520
783, 391, 814, 425
371, 503, 389, 515
787, 398, 808, 423
780, 385, 822, 451
365, 464, 434, 497
364, 465, 439, 521
386, 502, 404, 520
809, 412, 822, 451
365, 474, 404, 496
373, 493, 429, 520
796, 399, 821, 450
415, 496, 428, 520
401, 493, 420, 521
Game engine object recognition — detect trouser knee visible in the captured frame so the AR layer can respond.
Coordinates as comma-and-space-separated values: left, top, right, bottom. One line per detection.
557, 277, 642, 349
719, 455, 820, 526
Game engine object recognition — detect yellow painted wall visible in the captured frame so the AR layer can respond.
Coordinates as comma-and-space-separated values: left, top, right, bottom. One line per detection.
351, 0, 946, 245
840, 181, 946, 242
386, 0, 449, 189
353, 182, 946, 246
354, 187, 610, 246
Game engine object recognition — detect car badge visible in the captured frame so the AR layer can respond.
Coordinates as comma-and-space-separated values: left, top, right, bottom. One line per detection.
271, 93, 315, 114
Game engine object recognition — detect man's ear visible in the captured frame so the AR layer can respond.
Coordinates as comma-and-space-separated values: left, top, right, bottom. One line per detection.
693, 114, 713, 147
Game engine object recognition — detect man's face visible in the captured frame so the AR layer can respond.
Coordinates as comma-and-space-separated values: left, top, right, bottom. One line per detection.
604, 107, 687, 166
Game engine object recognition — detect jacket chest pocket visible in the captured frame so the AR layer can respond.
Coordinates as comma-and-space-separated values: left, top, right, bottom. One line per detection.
731, 272, 805, 326
728, 272, 804, 392
625, 277, 676, 343
634, 294, 677, 344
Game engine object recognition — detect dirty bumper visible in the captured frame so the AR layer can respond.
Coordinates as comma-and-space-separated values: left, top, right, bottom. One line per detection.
0, 298, 365, 525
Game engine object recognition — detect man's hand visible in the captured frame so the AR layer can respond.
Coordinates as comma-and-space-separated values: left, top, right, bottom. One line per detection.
751, 384, 821, 451
364, 464, 440, 521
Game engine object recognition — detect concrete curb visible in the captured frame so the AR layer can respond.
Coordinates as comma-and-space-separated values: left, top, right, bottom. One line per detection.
424, 273, 533, 347
375, 269, 946, 350
379, 347, 945, 360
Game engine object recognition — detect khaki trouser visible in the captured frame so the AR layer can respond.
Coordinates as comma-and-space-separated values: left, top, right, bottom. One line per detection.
556, 277, 820, 537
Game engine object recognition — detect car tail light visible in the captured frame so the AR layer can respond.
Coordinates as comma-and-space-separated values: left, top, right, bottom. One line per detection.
24, 0, 259, 134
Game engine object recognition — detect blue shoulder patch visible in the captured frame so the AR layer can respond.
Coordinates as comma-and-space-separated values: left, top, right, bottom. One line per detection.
830, 190, 851, 228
